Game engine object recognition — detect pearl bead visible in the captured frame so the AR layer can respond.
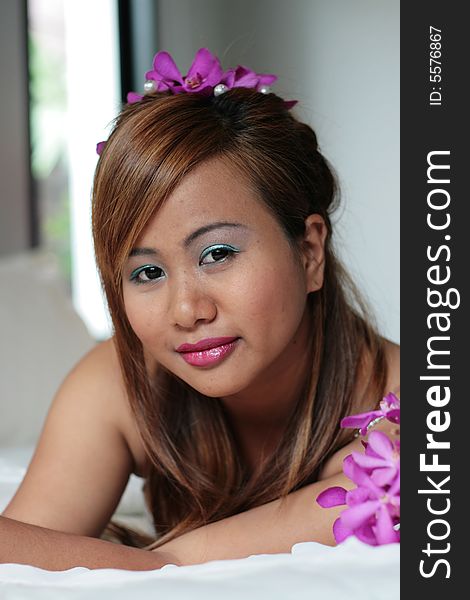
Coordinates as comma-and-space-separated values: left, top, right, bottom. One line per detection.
213, 84, 229, 97
143, 80, 157, 94
258, 85, 271, 94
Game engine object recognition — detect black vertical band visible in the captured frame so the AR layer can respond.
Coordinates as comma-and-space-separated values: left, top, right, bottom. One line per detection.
401, 1, 466, 595
117, 0, 134, 105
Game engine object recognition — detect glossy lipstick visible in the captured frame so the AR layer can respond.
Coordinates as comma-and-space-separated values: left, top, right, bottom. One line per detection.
176, 337, 239, 367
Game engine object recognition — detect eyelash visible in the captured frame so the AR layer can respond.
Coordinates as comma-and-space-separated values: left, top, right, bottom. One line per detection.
129, 244, 240, 285
199, 244, 240, 265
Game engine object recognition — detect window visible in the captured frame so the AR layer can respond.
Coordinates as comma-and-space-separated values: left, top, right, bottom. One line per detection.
28, 0, 120, 339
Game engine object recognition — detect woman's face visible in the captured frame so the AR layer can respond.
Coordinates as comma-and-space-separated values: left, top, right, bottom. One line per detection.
122, 157, 324, 402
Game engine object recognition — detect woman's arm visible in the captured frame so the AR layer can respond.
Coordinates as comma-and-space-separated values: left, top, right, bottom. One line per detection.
0, 516, 178, 571
155, 471, 352, 565
156, 419, 400, 565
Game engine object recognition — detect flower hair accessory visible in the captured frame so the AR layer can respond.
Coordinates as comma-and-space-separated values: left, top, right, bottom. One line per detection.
96, 48, 297, 155
128, 47, 278, 102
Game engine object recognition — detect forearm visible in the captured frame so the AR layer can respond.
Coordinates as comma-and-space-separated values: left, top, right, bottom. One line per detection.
156, 419, 400, 565
0, 516, 177, 571
157, 472, 354, 565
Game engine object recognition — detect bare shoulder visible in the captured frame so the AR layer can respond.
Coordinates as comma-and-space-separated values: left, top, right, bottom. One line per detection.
68, 336, 122, 384
67, 338, 148, 477
67, 338, 125, 407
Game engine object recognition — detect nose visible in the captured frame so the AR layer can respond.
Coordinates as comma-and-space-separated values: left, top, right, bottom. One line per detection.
168, 274, 217, 329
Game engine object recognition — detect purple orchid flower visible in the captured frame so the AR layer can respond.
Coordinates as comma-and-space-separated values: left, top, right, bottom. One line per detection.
316, 396, 400, 547
221, 65, 278, 91
341, 454, 400, 544
179, 48, 224, 93
341, 392, 400, 435
317, 453, 400, 546
127, 48, 223, 102
352, 431, 400, 487
141, 48, 223, 97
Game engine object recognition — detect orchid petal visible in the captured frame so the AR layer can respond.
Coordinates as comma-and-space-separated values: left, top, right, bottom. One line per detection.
388, 474, 401, 497
186, 48, 220, 80
368, 431, 395, 459
371, 467, 398, 487
221, 69, 236, 88
316, 486, 347, 508
186, 48, 215, 77
143, 75, 174, 92
342, 454, 356, 480
345, 486, 370, 506
343, 457, 383, 496
127, 91, 144, 104
341, 500, 380, 530
153, 51, 183, 83
144, 70, 159, 82
96, 141, 106, 155
374, 505, 399, 545
354, 522, 378, 546
381, 392, 400, 409
257, 73, 278, 86
351, 452, 388, 470
333, 517, 353, 543
204, 59, 224, 87
232, 66, 259, 87
363, 442, 382, 460
386, 409, 401, 424
340, 411, 382, 434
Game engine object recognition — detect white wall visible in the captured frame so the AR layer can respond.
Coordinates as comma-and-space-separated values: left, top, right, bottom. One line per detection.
155, 0, 399, 342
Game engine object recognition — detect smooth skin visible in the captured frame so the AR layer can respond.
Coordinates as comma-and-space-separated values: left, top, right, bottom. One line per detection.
2, 158, 400, 570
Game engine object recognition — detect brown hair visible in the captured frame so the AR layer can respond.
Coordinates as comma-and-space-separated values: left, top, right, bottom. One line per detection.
92, 88, 387, 548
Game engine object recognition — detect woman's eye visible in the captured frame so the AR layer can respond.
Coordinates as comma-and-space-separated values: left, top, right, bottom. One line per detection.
130, 265, 165, 284
199, 244, 239, 265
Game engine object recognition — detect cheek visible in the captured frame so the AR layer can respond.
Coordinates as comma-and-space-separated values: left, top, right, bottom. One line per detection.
231, 256, 307, 335
123, 291, 165, 348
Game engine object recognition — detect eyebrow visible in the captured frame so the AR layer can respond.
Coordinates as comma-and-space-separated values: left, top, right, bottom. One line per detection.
129, 222, 247, 257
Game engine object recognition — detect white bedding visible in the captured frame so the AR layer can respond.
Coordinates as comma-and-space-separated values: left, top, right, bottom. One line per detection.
0, 447, 399, 599
0, 539, 399, 600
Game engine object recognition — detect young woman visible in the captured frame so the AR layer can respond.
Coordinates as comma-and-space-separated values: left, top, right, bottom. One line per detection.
1, 49, 399, 570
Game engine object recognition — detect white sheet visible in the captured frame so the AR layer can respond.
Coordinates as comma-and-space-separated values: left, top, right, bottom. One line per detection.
0, 538, 399, 599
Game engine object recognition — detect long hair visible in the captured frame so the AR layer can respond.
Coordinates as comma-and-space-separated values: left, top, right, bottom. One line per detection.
92, 88, 387, 548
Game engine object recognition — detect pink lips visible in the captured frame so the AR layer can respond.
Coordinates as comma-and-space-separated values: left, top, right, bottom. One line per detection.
176, 337, 239, 367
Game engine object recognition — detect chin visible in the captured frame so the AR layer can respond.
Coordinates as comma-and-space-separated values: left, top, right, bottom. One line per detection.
176, 369, 252, 399
187, 379, 246, 399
